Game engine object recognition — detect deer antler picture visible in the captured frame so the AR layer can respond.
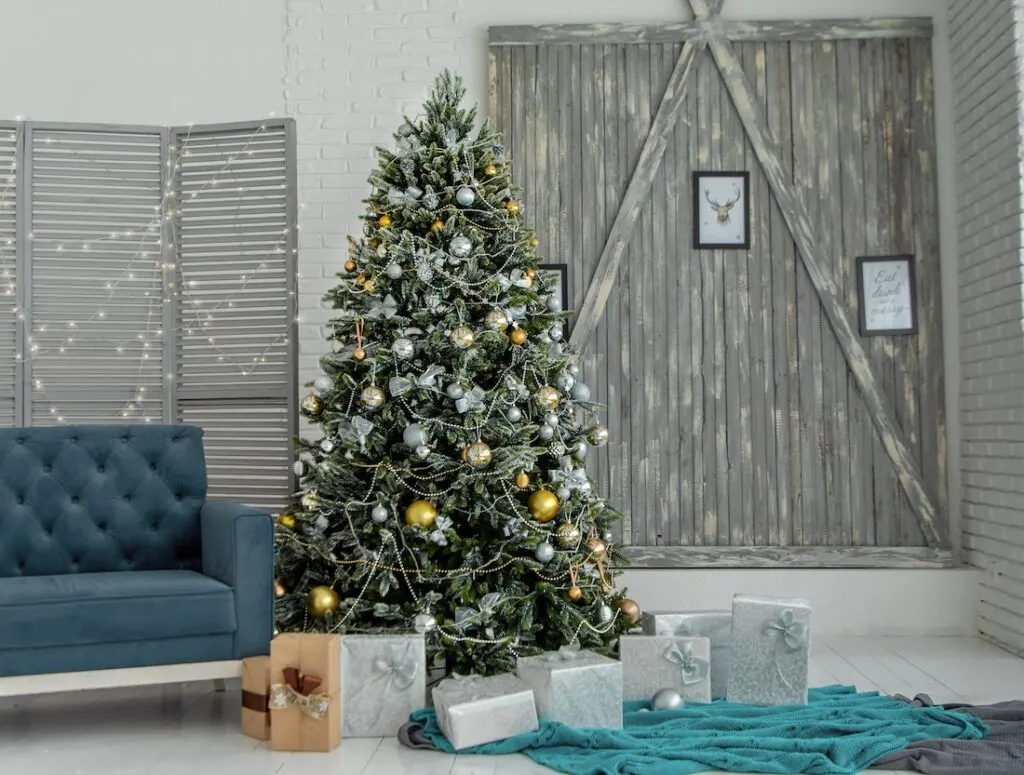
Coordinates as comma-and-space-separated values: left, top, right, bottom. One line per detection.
705, 184, 742, 225
693, 172, 750, 250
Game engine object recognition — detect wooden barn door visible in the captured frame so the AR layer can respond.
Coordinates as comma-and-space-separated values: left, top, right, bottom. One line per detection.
489, 16, 949, 567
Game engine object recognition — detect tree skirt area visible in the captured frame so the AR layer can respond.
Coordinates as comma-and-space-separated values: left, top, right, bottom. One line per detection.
400, 686, 987, 775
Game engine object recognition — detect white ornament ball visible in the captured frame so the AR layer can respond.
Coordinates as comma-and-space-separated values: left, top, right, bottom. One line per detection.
403, 423, 427, 449
651, 688, 684, 711
534, 542, 555, 563
312, 375, 332, 396
446, 383, 465, 400
392, 338, 414, 359
292, 460, 306, 476
556, 373, 575, 392
575, 440, 590, 460
571, 382, 591, 402
602, 530, 613, 542
557, 486, 571, 501
597, 604, 614, 624
547, 294, 563, 312
568, 363, 580, 377
386, 262, 403, 279
545, 413, 559, 428
415, 444, 431, 459
455, 186, 476, 207
413, 613, 437, 633
549, 323, 564, 341
590, 425, 610, 447
320, 439, 335, 453
371, 505, 389, 524
450, 235, 472, 258
539, 424, 554, 441
507, 407, 523, 422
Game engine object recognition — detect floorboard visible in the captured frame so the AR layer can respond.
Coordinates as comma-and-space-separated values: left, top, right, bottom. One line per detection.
1, 637, 1023, 775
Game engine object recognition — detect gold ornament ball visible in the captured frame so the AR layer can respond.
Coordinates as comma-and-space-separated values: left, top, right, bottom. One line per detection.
618, 598, 642, 625
525, 267, 536, 279
404, 499, 438, 529
528, 489, 560, 523
364, 278, 376, 293
301, 491, 319, 510
586, 538, 608, 559
276, 513, 296, 530
353, 347, 367, 362
530, 235, 540, 248
361, 385, 386, 409
307, 585, 340, 618
556, 522, 581, 548
515, 472, 530, 489
274, 580, 286, 598
521, 273, 534, 289
466, 441, 493, 469
509, 328, 527, 346
344, 259, 357, 273
567, 586, 584, 602
534, 386, 561, 410
378, 213, 393, 228
451, 325, 475, 349
484, 163, 499, 177
505, 199, 521, 216
485, 308, 509, 332
356, 274, 367, 286
430, 219, 445, 234
369, 238, 381, 249
300, 393, 323, 417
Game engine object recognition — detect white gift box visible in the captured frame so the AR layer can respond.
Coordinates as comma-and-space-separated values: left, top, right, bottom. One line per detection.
727, 594, 812, 706
516, 645, 623, 729
619, 634, 712, 703
641, 609, 732, 699
340, 634, 426, 737
432, 673, 539, 750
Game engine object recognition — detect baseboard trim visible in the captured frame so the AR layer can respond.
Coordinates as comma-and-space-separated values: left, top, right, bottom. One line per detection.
0, 659, 242, 698
621, 545, 956, 569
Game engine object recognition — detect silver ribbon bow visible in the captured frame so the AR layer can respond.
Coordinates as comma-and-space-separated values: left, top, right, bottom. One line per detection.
389, 364, 444, 397
429, 515, 453, 546
366, 294, 399, 319
505, 305, 527, 322
455, 385, 487, 414
504, 374, 530, 400
372, 642, 420, 692
762, 609, 807, 652
550, 457, 590, 491
663, 642, 709, 686
338, 416, 374, 451
542, 643, 591, 663
387, 186, 423, 207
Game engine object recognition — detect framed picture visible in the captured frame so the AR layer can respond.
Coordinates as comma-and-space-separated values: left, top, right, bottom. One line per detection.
856, 255, 918, 336
693, 171, 751, 249
538, 263, 570, 325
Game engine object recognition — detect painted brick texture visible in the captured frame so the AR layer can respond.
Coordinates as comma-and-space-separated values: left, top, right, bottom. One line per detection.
951, 0, 1024, 654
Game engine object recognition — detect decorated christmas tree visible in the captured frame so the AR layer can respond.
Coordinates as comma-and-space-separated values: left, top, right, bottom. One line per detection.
274, 72, 636, 675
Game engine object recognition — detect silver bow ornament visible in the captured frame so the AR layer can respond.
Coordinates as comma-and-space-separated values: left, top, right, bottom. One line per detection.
338, 416, 374, 451
542, 642, 592, 663
366, 294, 399, 320
663, 642, 709, 686
762, 609, 807, 652
455, 385, 487, 414
550, 457, 590, 492
504, 374, 530, 400
429, 515, 453, 546
387, 186, 423, 207
389, 364, 444, 397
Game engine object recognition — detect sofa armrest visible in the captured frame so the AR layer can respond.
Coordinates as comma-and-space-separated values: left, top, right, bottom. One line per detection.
201, 500, 274, 659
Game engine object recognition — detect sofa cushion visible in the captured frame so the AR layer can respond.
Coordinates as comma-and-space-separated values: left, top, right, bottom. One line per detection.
0, 425, 207, 578
0, 570, 237, 650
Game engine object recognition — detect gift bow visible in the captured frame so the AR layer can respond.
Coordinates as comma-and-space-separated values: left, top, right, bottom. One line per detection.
504, 374, 530, 400
389, 364, 444, 397
455, 385, 487, 414
663, 642, 709, 686
269, 667, 331, 720
372, 642, 420, 692
550, 457, 589, 491
542, 643, 594, 663
338, 417, 374, 452
672, 617, 730, 640
387, 186, 423, 207
762, 609, 807, 652
366, 294, 399, 319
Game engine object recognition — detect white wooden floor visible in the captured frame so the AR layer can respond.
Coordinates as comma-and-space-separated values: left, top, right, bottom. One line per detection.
2, 636, 1023, 775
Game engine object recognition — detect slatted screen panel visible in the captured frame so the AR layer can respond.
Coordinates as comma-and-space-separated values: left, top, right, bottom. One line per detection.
27, 126, 165, 425
0, 125, 17, 426
173, 121, 296, 510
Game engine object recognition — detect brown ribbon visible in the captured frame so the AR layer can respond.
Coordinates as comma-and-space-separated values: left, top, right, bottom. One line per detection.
242, 690, 269, 713
283, 666, 322, 696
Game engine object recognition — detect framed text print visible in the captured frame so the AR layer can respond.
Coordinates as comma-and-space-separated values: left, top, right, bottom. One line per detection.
856, 255, 918, 336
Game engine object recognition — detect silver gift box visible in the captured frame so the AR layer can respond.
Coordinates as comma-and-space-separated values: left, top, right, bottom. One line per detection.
619, 635, 712, 703
641, 609, 732, 699
340, 633, 427, 738
727, 593, 812, 706
516, 645, 623, 729
432, 673, 539, 750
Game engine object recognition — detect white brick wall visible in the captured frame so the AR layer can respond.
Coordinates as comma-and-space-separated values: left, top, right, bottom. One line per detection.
951, 0, 1024, 654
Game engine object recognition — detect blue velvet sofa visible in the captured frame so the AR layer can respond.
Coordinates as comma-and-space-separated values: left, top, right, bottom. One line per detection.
0, 424, 274, 680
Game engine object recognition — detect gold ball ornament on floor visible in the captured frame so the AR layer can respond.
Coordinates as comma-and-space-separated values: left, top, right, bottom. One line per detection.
515, 472, 530, 489
485, 308, 509, 331
353, 347, 367, 362
300, 393, 323, 417
430, 219, 445, 234
556, 522, 581, 548
307, 585, 340, 618
276, 513, 296, 530
361, 385, 386, 409
505, 199, 521, 216
618, 598, 642, 625
450, 325, 475, 349
378, 213, 393, 228
567, 586, 583, 602
344, 259, 357, 273
466, 441, 493, 469
528, 489, 560, 523
534, 386, 561, 410
404, 499, 438, 529
509, 328, 527, 346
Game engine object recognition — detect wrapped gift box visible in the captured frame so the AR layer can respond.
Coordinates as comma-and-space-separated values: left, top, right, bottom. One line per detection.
619, 635, 712, 703
269, 633, 341, 752
727, 594, 811, 706
641, 610, 732, 699
516, 645, 623, 729
241, 656, 271, 741
432, 673, 539, 750
340, 633, 426, 737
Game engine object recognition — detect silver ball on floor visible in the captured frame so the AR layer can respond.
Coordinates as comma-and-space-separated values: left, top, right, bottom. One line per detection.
651, 688, 684, 711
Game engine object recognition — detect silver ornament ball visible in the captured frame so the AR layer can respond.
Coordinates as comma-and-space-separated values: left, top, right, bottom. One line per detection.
534, 542, 555, 563
292, 460, 307, 476
312, 375, 332, 396
602, 531, 613, 542
392, 338, 414, 359
651, 689, 684, 711
549, 323, 564, 341
413, 613, 437, 633
571, 382, 591, 402
446, 383, 465, 400
415, 444, 431, 459
403, 423, 427, 449
320, 439, 335, 453
455, 186, 476, 207
557, 486, 571, 501
545, 413, 559, 428
507, 407, 523, 422
597, 604, 614, 624
539, 424, 554, 441
556, 372, 576, 392
575, 440, 590, 460
568, 363, 580, 377
547, 294, 563, 312
589, 425, 610, 447
450, 235, 472, 258
371, 505, 389, 524
386, 262, 403, 279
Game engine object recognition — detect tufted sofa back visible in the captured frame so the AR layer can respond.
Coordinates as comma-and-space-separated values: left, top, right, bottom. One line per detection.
0, 425, 208, 578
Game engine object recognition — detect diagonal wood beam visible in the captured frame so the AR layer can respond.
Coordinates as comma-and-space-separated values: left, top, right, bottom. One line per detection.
686, 0, 947, 546
568, 41, 704, 349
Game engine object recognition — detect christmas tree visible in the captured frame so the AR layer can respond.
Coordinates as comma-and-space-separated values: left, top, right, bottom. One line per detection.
275, 72, 636, 675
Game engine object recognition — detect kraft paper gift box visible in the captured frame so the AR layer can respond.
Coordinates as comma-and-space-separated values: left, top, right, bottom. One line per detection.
641, 610, 732, 699
240, 656, 272, 741
269, 633, 341, 752
432, 673, 539, 750
516, 644, 623, 729
619, 634, 712, 703
340, 633, 426, 738
727, 593, 812, 706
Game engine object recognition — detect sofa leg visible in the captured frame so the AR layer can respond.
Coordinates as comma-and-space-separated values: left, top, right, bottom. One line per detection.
213, 678, 226, 693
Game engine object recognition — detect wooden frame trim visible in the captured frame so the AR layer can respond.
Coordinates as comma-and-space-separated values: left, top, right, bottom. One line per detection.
622, 545, 955, 569
488, 18, 933, 46
0, 659, 241, 698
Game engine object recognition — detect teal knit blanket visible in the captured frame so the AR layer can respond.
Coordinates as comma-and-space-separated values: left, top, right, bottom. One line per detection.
410, 686, 987, 775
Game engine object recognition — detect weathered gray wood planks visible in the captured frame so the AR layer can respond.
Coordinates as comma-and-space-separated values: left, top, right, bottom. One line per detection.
623, 545, 955, 569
